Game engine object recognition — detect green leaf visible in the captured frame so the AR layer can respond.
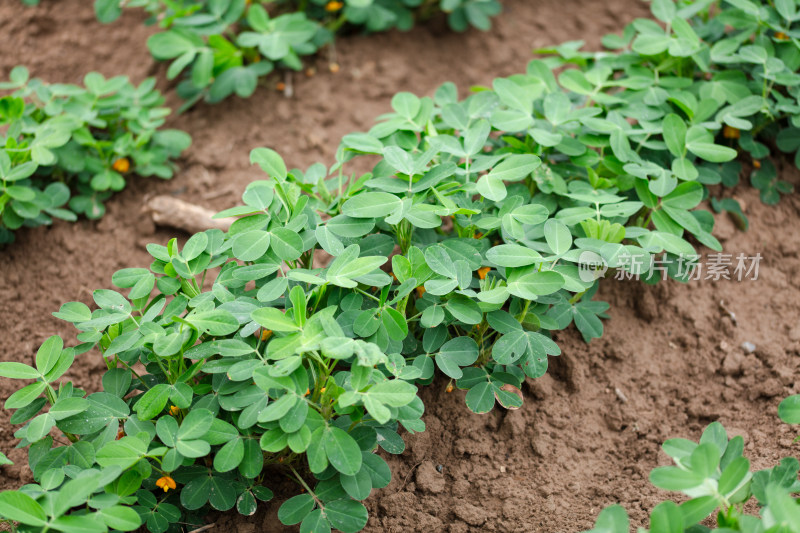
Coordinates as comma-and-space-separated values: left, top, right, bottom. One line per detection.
0, 491, 47, 526
341, 469, 372, 500
391, 92, 421, 119
26, 413, 56, 442
662, 114, 686, 158
49, 397, 89, 420
232, 230, 270, 261
586, 504, 629, 533
649, 466, 704, 491
0, 362, 39, 379
486, 244, 541, 267
779, 395, 800, 424
178, 409, 214, 440
476, 174, 506, 202
278, 494, 315, 526
718, 456, 751, 496
52, 302, 92, 323
685, 126, 737, 162
437, 337, 479, 379
649, 501, 684, 533
508, 271, 565, 299
367, 380, 417, 407
237, 491, 258, 516
188, 310, 239, 336
134, 384, 171, 420
94, 0, 122, 22
96, 436, 147, 470
98, 506, 142, 531
381, 308, 409, 341
5, 381, 47, 409
251, 307, 301, 332
214, 438, 244, 472
486, 154, 541, 182
250, 147, 288, 179
465, 381, 494, 414
325, 499, 369, 533
361, 453, 391, 488
446, 296, 482, 324
270, 228, 304, 261
543, 219, 572, 255
147, 29, 200, 60
300, 508, 331, 533
342, 192, 402, 218
51, 515, 107, 533
324, 427, 362, 476
651, 0, 676, 22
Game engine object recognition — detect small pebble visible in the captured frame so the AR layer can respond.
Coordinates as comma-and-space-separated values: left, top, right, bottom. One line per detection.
741, 342, 756, 353
436, 464, 443, 473
499, 465, 506, 473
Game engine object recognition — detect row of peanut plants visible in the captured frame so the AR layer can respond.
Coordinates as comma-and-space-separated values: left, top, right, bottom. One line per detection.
1, 0, 800, 531
2, 0, 500, 244
25, 0, 502, 108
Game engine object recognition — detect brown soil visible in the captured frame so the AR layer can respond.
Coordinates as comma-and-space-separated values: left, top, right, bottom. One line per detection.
1, 1, 799, 532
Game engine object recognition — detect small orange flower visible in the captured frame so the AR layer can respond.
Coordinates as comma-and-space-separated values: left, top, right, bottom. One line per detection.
391, 272, 398, 282
116, 429, 125, 440
304, 388, 311, 397
446, 383, 454, 393
477, 266, 491, 280
474, 232, 483, 239
325, 1, 344, 12
329, 62, 340, 74
169, 405, 181, 416
753, 159, 761, 169
775, 32, 788, 41
416, 286, 426, 298
260, 329, 273, 342
276, 82, 286, 92
320, 387, 326, 394
723, 125, 740, 139
156, 476, 176, 492
112, 158, 130, 173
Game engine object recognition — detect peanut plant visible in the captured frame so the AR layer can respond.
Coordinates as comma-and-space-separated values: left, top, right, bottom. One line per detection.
0, 0, 799, 530
583, 399, 800, 533
0, 68, 191, 245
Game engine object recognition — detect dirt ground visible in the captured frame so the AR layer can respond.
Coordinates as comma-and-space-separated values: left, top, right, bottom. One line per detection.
1, 0, 799, 531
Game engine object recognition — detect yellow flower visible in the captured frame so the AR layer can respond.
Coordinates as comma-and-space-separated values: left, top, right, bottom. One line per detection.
753, 159, 761, 169
156, 476, 176, 492
260, 329, 273, 341
112, 158, 130, 173
477, 266, 491, 280
325, 1, 344, 12
415, 286, 426, 298
169, 405, 181, 416
474, 232, 483, 239
723, 125, 740, 139
775, 32, 788, 40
